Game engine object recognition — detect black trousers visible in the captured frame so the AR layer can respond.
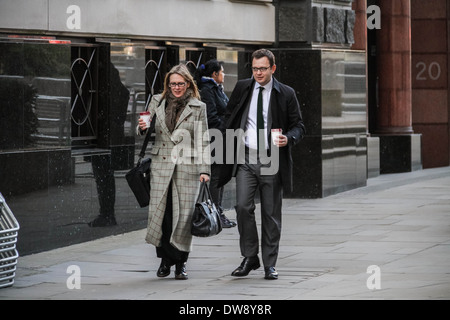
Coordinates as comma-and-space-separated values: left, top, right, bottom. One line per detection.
234, 149, 283, 268
156, 181, 189, 265
209, 163, 224, 213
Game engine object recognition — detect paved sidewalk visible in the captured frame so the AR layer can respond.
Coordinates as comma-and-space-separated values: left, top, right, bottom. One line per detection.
1, 167, 449, 300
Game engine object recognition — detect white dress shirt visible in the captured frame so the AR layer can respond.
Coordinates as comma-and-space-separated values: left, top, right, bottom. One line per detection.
245, 78, 273, 150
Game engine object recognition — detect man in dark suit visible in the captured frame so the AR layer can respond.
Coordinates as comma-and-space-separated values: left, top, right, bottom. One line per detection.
219, 49, 305, 280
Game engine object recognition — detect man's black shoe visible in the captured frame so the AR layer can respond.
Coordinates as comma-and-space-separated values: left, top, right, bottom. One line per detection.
264, 267, 278, 280
231, 256, 260, 277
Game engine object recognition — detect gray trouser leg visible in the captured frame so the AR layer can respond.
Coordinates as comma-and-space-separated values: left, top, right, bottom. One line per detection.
235, 163, 259, 258
235, 162, 282, 267
259, 171, 282, 267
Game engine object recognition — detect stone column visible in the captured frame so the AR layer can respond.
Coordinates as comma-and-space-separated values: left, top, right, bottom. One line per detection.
374, 0, 422, 173
411, 0, 449, 169
352, 0, 367, 51
376, 0, 413, 134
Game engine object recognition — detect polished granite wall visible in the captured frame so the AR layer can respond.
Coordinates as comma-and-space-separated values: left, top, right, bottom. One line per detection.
273, 48, 367, 198
0, 40, 148, 255
0, 41, 72, 196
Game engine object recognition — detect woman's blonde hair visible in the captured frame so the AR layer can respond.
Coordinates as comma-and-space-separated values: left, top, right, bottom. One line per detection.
162, 64, 200, 100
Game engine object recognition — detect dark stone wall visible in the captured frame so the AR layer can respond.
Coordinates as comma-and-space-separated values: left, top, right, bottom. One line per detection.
277, 0, 355, 46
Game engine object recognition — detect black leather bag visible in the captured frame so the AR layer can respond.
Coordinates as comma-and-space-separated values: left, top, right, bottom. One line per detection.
126, 114, 156, 208
191, 181, 223, 237
125, 157, 152, 207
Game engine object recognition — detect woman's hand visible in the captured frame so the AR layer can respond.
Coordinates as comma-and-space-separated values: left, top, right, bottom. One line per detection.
199, 174, 210, 182
138, 117, 149, 131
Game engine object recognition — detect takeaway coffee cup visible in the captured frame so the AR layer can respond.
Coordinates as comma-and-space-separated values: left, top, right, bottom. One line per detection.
140, 111, 151, 129
271, 128, 282, 145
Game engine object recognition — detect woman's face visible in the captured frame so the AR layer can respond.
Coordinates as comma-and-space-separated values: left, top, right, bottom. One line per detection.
212, 67, 225, 85
169, 73, 190, 98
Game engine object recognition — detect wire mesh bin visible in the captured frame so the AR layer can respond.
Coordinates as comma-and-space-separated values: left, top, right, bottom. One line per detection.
0, 192, 20, 288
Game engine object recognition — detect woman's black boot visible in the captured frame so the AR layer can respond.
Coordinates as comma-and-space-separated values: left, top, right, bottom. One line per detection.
157, 259, 171, 277
175, 262, 188, 280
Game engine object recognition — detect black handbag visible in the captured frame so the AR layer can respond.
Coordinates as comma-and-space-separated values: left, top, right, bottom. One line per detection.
126, 114, 156, 208
191, 181, 223, 237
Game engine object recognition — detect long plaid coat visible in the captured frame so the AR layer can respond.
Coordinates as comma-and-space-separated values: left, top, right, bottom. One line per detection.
143, 94, 210, 252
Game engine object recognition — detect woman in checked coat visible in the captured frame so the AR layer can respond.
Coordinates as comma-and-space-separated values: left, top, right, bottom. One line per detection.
138, 64, 210, 280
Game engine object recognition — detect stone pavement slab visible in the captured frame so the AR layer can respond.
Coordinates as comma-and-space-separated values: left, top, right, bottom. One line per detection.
1, 167, 449, 301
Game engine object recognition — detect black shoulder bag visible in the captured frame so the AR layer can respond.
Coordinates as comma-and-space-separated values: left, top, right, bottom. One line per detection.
191, 181, 223, 237
125, 114, 156, 208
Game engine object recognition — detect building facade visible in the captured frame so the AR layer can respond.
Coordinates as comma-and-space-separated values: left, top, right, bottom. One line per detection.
0, 0, 448, 255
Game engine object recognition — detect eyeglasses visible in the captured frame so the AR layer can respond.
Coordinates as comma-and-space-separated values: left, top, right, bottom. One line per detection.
169, 82, 187, 88
252, 66, 271, 73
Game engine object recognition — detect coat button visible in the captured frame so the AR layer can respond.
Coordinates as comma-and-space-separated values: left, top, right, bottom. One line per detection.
163, 157, 166, 160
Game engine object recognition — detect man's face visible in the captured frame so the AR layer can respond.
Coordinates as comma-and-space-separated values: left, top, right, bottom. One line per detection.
252, 56, 276, 86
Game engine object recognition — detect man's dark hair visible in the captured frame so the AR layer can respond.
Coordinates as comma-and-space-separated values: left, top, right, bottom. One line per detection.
252, 49, 275, 66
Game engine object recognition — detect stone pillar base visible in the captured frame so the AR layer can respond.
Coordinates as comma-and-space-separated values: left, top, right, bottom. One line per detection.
376, 134, 422, 174
367, 136, 380, 178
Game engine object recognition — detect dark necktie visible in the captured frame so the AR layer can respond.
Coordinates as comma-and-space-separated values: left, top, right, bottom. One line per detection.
257, 86, 264, 152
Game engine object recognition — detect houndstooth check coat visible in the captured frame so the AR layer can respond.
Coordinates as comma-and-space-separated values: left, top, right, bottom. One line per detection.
142, 94, 210, 252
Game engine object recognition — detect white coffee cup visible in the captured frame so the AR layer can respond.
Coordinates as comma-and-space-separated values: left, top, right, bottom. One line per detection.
271, 128, 282, 145
140, 111, 151, 129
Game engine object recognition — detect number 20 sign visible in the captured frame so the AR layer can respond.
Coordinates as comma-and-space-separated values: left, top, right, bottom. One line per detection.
416, 61, 442, 81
